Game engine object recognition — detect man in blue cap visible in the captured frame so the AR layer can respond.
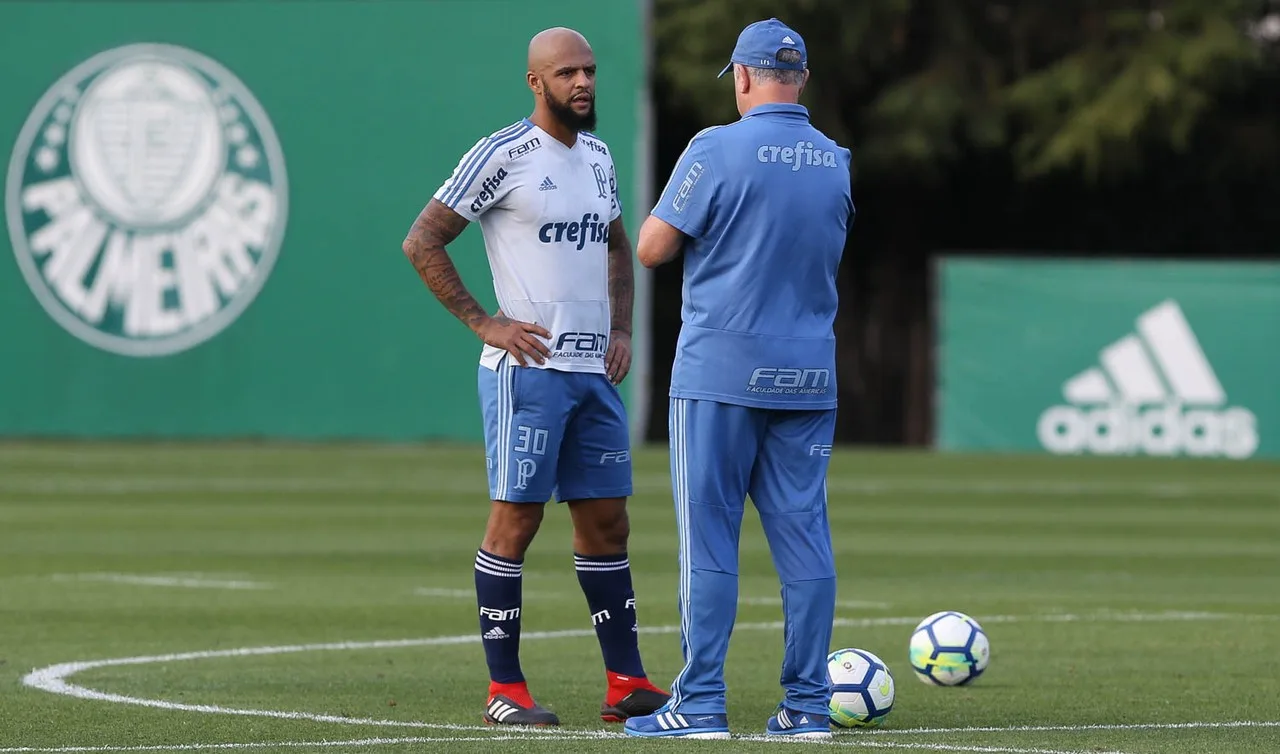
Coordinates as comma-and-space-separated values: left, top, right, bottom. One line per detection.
623, 17, 855, 740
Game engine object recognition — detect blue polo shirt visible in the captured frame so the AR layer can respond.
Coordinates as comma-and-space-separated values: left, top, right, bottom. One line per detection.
652, 103, 855, 409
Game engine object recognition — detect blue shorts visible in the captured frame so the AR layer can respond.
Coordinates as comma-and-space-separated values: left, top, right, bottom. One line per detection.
478, 358, 633, 503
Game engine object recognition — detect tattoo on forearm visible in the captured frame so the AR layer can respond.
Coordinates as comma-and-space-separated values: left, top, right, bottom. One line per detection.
403, 199, 488, 332
607, 219, 635, 335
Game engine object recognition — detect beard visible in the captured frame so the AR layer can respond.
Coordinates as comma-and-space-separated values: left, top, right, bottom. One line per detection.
543, 86, 597, 132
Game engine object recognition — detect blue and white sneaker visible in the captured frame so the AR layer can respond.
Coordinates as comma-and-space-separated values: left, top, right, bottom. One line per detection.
623, 705, 731, 739
765, 705, 832, 739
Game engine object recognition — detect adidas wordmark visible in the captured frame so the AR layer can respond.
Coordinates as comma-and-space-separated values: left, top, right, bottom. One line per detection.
1037, 299, 1258, 459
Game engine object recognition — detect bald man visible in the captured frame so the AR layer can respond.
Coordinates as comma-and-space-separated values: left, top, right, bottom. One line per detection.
402, 27, 669, 727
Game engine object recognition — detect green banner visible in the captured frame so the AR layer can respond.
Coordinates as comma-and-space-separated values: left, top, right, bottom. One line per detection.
936, 258, 1280, 459
0, 0, 643, 440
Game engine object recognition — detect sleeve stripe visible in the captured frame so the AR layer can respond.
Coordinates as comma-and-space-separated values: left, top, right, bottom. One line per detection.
439, 120, 526, 206
441, 121, 533, 208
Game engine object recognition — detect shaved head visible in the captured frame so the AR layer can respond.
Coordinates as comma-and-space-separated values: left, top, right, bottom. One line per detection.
527, 27, 591, 72
526, 27, 598, 133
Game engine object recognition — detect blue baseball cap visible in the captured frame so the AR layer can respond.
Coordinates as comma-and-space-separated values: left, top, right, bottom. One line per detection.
717, 17, 808, 79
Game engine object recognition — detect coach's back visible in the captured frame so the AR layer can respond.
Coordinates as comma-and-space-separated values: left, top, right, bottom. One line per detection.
653, 103, 854, 410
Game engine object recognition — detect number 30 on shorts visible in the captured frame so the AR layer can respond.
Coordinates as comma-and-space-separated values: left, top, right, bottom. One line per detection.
514, 425, 549, 456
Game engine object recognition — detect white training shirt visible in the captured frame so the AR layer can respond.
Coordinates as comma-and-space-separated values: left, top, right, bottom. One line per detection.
433, 118, 621, 374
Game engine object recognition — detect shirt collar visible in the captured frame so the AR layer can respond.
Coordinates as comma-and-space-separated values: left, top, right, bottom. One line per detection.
742, 103, 810, 120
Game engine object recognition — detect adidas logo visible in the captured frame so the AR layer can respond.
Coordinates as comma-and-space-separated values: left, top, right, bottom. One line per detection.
483, 626, 509, 640
487, 698, 519, 722
782, 35, 795, 44
538, 176, 557, 191
654, 711, 693, 730
1038, 300, 1258, 459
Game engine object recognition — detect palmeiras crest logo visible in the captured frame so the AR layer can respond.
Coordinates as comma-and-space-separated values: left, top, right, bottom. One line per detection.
5, 43, 289, 357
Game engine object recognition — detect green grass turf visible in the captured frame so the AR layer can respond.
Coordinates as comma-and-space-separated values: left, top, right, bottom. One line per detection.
1, 442, 1278, 753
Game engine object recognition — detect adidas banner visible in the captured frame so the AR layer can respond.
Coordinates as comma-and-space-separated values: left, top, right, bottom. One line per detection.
935, 258, 1280, 460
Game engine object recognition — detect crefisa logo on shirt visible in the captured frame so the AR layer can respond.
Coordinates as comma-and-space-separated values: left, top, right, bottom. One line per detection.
757, 140, 840, 172
537, 212, 610, 251
6, 43, 289, 357
470, 168, 509, 214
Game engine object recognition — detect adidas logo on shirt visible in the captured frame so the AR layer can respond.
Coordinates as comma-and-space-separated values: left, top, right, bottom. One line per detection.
483, 626, 509, 640
1037, 300, 1258, 459
538, 176, 557, 191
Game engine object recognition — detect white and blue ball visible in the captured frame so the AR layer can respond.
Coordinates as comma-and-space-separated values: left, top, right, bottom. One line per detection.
908, 610, 990, 686
826, 647, 895, 728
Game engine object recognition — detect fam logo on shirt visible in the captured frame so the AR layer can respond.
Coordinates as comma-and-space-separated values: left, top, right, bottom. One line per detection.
553, 330, 607, 360
747, 366, 831, 395
507, 136, 542, 160
672, 161, 704, 214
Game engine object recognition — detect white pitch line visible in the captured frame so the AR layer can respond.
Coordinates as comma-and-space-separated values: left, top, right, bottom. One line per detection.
0, 733, 1140, 754
0, 735, 611, 754
52, 573, 272, 591
23, 621, 930, 735
832, 743, 1131, 754
0, 736, 1137, 754
875, 720, 1280, 736
21, 610, 1265, 739
21, 629, 603, 735
1, 721, 1274, 753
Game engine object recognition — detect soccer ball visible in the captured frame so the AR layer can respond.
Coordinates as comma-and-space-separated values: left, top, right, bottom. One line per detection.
826, 647, 895, 728
908, 611, 990, 686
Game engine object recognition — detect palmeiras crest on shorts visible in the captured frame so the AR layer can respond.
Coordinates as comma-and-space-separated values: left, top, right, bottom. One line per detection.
5, 43, 289, 357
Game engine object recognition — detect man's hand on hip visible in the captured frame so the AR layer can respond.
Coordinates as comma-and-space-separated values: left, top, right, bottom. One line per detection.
477, 314, 551, 367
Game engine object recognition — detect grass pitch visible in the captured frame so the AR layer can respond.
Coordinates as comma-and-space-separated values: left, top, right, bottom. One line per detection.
1, 442, 1278, 753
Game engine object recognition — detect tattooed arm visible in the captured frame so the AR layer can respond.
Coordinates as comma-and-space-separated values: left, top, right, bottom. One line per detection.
607, 217, 635, 336
604, 217, 635, 383
403, 199, 488, 333
403, 199, 550, 365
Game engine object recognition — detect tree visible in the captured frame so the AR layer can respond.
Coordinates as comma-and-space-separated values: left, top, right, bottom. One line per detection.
653, 0, 1276, 183
646, 0, 1280, 445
